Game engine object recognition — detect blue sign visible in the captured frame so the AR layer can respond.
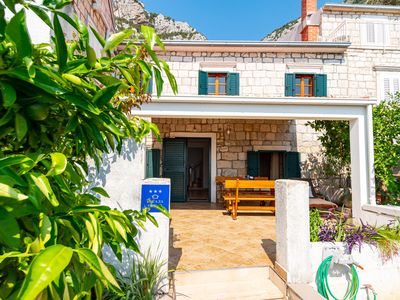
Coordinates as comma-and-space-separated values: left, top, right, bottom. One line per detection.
141, 184, 170, 213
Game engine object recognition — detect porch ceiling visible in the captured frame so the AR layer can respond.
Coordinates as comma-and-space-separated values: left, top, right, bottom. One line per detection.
133, 96, 377, 121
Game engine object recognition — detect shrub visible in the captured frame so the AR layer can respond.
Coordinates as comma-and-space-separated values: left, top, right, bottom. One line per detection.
308, 94, 400, 204
0, 0, 176, 298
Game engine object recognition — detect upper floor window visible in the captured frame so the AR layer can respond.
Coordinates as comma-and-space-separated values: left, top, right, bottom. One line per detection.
208, 73, 227, 95
295, 75, 314, 97
198, 71, 239, 96
378, 72, 400, 101
285, 73, 327, 97
361, 18, 390, 46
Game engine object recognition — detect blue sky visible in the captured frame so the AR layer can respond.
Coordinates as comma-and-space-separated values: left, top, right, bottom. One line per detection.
142, 0, 343, 40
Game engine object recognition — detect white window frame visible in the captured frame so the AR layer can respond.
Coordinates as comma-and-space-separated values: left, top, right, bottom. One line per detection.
360, 16, 390, 47
377, 71, 400, 102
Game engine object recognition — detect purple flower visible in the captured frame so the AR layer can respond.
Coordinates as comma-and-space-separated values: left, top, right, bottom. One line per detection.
344, 222, 378, 253
318, 224, 336, 242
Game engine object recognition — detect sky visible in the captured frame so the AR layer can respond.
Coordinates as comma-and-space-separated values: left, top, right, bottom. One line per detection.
142, 0, 343, 40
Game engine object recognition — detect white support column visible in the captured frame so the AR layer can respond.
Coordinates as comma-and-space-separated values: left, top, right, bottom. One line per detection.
349, 109, 375, 220
275, 180, 312, 284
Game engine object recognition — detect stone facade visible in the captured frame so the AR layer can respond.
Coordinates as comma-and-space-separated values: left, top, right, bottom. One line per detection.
152, 118, 295, 178
72, 0, 115, 38
157, 51, 349, 98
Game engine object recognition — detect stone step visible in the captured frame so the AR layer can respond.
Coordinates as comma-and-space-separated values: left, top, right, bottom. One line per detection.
174, 266, 284, 300
175, 266, 271, 286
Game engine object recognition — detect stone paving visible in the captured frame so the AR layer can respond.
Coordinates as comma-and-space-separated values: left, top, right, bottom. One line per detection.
169, 202, 276, 271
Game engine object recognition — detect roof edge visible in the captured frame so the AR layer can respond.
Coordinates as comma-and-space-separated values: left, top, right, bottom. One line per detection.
157, 40, 351, 54
323, 3, 400, 14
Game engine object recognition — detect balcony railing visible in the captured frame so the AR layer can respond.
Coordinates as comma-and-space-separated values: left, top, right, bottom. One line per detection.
324, 21, 350, 42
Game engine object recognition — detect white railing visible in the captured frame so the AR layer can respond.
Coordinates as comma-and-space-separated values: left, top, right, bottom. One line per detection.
325, 21, 350, 42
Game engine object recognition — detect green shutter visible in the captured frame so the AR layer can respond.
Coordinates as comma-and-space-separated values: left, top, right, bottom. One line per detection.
227, 73, 240, 96
146, 149, 160, 178
247, 151, 260, 177
198, 71, 208, 95
284, 152, 301, 179
147, 76, 153, 94
285, 73, 295, 96
314, 74, 327, 97
163, 139, 187, 202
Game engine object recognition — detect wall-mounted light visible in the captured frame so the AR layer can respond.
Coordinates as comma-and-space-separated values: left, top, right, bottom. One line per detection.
226, 126, 232, 136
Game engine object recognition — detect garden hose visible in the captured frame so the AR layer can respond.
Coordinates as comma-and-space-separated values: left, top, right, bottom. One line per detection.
316, 255, 360, 300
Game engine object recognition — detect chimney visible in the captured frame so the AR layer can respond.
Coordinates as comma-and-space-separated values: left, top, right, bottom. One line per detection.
301, 0, 317, 20
301, 0, 319, 41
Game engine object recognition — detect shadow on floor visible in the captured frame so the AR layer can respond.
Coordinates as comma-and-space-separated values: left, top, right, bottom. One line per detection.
261, 239, 277, 264
171, 202, 224, 211
169, 227, 182, 271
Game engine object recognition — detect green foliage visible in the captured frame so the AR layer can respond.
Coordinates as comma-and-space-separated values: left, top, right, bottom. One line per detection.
0, 0, 177, 298
373, 218, 400, 261
310, 209, 323, 242
372, 95, 400, 203
105, 249, 168, 300
308, 94, 400, 204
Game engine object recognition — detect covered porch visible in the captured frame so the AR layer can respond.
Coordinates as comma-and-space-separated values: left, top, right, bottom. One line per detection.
136, 95, 377, 219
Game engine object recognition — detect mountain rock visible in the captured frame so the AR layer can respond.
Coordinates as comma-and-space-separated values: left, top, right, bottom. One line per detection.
113, 0, 206, 40
262, 18, 300, 41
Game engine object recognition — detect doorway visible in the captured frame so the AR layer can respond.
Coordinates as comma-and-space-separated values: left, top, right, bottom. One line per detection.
163, 138, 211, 202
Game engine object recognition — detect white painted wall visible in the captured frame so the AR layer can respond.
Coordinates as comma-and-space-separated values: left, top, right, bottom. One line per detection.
90, 139, 146, 211
275, 179, 312, 284
362, 204, 400, 226
310, 242, 400, 300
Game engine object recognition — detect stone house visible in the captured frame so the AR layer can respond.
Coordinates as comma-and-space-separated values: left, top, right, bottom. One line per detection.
135, 0, 400, 204
27, 0, 115, 54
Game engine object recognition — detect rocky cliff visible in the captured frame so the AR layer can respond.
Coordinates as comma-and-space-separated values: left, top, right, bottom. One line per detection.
262, 18, 299, 41
113, 0, 206, 40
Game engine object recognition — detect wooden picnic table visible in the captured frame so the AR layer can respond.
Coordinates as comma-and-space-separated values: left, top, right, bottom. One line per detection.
223, 179, 275, 220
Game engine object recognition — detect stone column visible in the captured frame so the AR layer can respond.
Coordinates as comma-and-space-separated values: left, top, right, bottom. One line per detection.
275, 180, 312, 284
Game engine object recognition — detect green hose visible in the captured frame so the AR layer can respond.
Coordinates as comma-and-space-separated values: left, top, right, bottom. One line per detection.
316, 255, 359, 300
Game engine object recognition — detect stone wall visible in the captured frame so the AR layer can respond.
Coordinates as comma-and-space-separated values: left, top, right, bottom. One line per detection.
72, 0, 114, 38
156, 51, 348, 98
151, 118, 295, 178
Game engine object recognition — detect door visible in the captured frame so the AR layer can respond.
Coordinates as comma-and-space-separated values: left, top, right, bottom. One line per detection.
163, 139, 187, 202
187, 138, 211, 201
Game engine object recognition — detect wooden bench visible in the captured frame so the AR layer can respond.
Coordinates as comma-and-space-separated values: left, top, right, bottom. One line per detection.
223, 179, 275, 220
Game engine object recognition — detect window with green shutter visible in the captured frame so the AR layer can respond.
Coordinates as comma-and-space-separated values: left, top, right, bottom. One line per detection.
198, 71, 240, 96
285, 73, 327, 97
247, 150, 301, 179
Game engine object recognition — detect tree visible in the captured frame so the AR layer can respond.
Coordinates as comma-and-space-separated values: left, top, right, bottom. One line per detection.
345, 0, 400, 5
0, 0, 177, 298
308, 94, 400, 205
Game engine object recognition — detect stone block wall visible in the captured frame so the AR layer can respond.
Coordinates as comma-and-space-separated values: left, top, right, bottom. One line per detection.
156, 51, 351, 98
151, 118, 296, 178
72, 0, 114, 38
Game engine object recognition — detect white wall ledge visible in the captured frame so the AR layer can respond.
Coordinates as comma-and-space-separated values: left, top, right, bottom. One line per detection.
148, 95, 377, 106
362, 204, 400, 218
